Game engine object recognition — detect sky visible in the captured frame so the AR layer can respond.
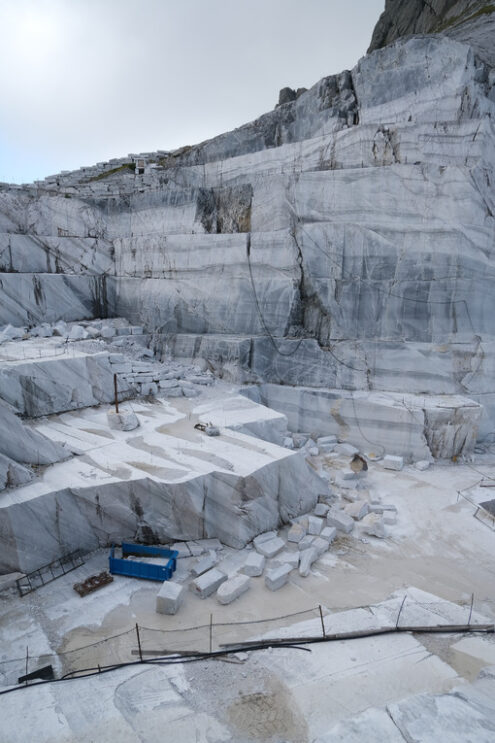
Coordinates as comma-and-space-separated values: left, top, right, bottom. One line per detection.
0, 0, 384, 184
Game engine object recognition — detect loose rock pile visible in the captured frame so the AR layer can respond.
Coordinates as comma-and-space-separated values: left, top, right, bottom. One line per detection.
154, 445, 402, 614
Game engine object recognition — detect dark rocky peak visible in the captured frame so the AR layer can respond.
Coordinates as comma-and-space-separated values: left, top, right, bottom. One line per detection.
369, 1, 495, 66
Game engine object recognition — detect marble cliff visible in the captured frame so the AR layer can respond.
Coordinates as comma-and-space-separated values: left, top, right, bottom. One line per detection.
0, 3, 494, 568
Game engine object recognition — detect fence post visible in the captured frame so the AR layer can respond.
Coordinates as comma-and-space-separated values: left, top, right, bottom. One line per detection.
209, 613, 213, 654
114, 374, 119, 414
319, 605, 326, 638
136, 623, 143, 662
468, 593, 474, 627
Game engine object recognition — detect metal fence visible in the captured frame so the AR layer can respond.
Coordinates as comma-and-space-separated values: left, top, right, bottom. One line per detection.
1, 598, 494, 693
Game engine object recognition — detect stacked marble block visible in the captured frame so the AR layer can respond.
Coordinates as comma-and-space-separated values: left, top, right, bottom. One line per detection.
108, 352, 214, 399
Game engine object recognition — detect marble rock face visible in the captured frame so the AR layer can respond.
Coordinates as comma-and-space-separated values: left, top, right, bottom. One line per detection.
0, 31, 494, 465
369, 0, 495, 67
0, 395, 323, 573
0, 350, 115, 417
243, 384, 481, 462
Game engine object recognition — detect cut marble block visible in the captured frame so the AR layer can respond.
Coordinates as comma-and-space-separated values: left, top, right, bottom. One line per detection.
255, 536, 285, 558
287, 523, 306, 543
299, 547, 319, 577
272, 551, 299, 569
344, 501, 369, 521
216, 574, 250, 605
156, 581, 185, 615
307, 516, 324, 535
320, 526, 337, 543
314, 503, 329, 517
311, 537, 330, 557
189, 568, 227, 598
265, 564, 292, 591
241, 551, 265, 577
253, 531, 278, 549
190, 551, 218, 578
383, 455, 404, 471
298, 535, 316, 551
327, 509, 354, 534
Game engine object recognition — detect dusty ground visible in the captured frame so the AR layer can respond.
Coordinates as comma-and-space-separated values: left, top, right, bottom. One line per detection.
0, 452, 495, 741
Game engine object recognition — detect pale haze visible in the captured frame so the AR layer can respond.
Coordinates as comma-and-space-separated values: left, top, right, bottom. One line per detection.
0, 0, 384, 184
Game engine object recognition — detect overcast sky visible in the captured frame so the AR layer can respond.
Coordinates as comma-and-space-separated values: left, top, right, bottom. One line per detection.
0, 0, 384, 184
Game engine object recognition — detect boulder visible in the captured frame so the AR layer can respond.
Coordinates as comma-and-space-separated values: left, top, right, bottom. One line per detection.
107, 409, 139, 431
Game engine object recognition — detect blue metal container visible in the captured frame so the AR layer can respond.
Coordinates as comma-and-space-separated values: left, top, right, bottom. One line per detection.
109, 542, 178, 582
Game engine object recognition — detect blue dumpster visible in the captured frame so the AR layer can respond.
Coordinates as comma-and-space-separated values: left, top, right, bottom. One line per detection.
109, 542, 178, 582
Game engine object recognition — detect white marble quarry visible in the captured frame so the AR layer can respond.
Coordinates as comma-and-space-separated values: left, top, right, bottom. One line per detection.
0, 36, 493, 447
155, 580, 185, 615
0, 391, 324, 573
